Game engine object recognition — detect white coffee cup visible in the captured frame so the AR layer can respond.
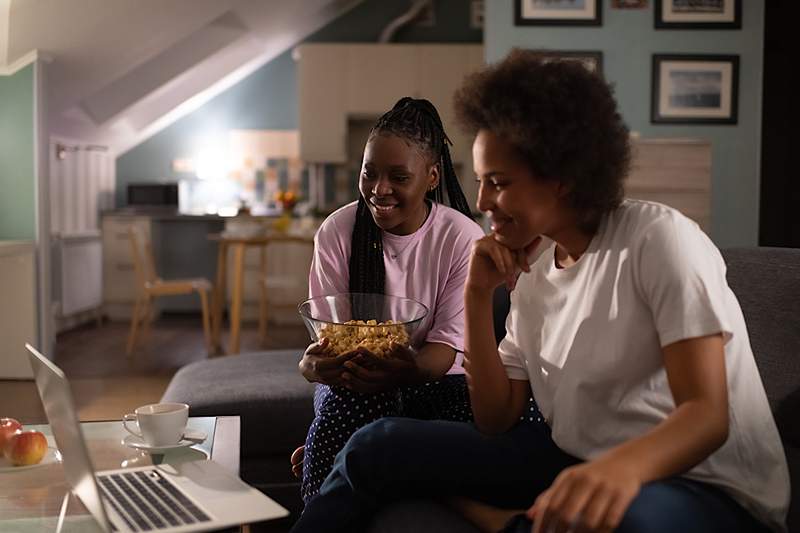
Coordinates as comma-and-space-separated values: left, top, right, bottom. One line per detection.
123, 403, 189, 446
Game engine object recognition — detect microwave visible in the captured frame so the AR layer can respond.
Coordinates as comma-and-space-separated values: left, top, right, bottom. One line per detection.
127, 183, 179, 207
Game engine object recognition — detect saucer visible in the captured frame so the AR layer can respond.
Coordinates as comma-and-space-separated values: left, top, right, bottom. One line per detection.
122, 431, 206, 453
0, 447, 61, 472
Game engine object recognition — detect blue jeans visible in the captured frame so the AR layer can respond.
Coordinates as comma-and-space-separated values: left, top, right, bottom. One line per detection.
290, 417, 769, 533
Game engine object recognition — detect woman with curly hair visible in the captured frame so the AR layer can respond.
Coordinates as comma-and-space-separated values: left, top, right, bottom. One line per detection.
290, 50, 789, 533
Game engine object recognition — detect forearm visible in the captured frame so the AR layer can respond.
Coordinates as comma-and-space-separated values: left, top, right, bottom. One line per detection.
600, 399, 729, 483
411, 342, 457, 383
464, 287, 518, 433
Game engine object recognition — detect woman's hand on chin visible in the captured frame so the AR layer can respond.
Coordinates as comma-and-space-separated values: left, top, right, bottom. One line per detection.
466, 235, 541, 292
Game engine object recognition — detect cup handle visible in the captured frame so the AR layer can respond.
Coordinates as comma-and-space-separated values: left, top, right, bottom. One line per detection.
122, 414, 142, 438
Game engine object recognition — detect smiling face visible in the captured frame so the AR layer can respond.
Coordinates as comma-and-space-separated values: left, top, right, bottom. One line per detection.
473, 129, 570, 250
359, 132, 438, 235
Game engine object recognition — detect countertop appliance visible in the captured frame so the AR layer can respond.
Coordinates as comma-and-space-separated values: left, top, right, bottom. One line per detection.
127, 183, 179, 208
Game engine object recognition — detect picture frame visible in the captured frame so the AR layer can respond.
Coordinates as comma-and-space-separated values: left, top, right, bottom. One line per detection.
651, 54, 739, 125
655, 0, 741, 29
515, 0, 602, 26
612, 0, 648, 8
539, 50, 604, 76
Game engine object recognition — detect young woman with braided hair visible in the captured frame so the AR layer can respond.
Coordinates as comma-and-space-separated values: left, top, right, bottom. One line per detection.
292, 97, 488, 503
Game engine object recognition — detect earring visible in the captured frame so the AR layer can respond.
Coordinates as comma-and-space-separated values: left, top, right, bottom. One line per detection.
428, 184, 436, 191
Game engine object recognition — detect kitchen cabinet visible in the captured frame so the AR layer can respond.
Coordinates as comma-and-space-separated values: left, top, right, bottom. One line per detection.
346, 46, 417, 115
102, 215, 153, 319
297, 44, 484, 209
297, 45, 348, 163
0, 241, 37, 379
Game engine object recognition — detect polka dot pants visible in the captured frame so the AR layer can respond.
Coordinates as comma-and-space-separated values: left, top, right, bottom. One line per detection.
300, 375, 544, 502
301, 375, 471, 502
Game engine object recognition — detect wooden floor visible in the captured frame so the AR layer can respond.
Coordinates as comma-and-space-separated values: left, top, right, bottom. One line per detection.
0, 315, 309, 424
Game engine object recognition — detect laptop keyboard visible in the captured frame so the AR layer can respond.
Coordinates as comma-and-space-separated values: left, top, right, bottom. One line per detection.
97, 470, 211, 531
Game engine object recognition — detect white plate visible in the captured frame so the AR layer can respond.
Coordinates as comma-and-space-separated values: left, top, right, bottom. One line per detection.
122, 431, 206, 453
0, 447, 61, 472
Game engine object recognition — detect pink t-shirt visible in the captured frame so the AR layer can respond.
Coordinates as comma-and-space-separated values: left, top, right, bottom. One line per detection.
308, 201, 485, 375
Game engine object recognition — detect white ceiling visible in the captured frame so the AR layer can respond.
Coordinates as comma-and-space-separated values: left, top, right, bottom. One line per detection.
4, 0, 362, 154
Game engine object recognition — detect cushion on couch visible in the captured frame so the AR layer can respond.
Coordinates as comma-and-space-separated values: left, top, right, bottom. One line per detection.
722, 247, 800, 531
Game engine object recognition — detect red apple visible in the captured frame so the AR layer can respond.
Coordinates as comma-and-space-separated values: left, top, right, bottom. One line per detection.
0, 418, 23, 456
3, 430, 47, 466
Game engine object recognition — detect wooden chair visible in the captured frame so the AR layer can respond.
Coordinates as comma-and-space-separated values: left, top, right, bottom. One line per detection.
257, 237, 314, 345
126, 227, 214, 356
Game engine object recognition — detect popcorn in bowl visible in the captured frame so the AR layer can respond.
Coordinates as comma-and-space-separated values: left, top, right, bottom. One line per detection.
318, 319, 410, 358
299, 293, 428, 359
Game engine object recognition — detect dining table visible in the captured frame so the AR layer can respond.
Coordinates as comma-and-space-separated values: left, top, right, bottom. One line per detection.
208, 231, 315, 354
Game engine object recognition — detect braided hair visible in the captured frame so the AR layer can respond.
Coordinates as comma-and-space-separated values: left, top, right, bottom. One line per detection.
348, 97, 473, 295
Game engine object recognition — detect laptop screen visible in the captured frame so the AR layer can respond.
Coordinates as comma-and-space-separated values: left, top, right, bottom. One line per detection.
26, 344, 113, 532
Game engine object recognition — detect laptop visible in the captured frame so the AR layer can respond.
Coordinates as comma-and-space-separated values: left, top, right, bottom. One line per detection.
25, 343, 289, 532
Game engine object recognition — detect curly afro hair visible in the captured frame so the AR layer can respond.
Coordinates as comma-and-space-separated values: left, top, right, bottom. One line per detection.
454, 48, 631, 233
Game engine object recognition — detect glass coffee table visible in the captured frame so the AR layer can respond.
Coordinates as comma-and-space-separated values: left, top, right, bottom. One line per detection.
0, 416, 241, 532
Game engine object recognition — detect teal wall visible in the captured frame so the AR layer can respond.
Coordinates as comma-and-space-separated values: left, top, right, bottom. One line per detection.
0, 64, 36, 240
116, 0, 481, 206
485, 1, 764, 247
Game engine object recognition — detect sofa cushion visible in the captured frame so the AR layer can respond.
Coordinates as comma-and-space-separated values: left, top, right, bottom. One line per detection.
161, 350, 314, 459
722, 247, 800, 416
722, 247, 800, 532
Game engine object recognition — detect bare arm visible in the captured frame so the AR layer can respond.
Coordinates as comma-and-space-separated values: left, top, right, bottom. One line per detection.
464, 285, 529, 434
463, 235, 538, 434
532, 333, 729, 533
597, 333, 729, 482
413, 342, 457, 382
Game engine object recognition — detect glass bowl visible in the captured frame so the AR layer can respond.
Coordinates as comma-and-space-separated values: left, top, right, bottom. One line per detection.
298, 293, 429, 357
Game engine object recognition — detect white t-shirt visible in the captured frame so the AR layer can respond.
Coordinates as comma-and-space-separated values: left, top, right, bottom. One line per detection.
499, 199, 790, 531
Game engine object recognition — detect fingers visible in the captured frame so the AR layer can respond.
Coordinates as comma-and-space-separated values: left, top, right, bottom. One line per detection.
577, 490, 614, 533
315, 350, 357, 371
343, 359, 384, 381
600, 492, 632, 532
290, 445, 304, 479
341, 371, 382, 394
549, 479, 596, 533
388, 342, 415, 362
306, 338, 332, 355
532, 476, 634, 533
290, 445, 305, 465
485, 241, 517, 280
531, 491, 551, 533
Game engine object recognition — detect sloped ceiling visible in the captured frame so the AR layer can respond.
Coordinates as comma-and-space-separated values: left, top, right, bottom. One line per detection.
4, 0, 362, 154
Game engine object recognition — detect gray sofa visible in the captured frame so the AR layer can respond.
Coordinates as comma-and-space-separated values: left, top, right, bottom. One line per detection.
162, 247, 800, 532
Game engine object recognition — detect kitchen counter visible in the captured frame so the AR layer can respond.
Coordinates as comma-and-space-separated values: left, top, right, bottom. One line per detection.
102, 209, 228, 221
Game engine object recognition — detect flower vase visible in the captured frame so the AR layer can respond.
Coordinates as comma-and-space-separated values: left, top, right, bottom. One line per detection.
273, 211, 292, 233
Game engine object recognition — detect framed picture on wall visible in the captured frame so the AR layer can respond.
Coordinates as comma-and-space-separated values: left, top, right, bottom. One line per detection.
655, 0, 742, 29
539, 50, 604, 76
515, 0, 602, 26
651, 54, 739, 124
